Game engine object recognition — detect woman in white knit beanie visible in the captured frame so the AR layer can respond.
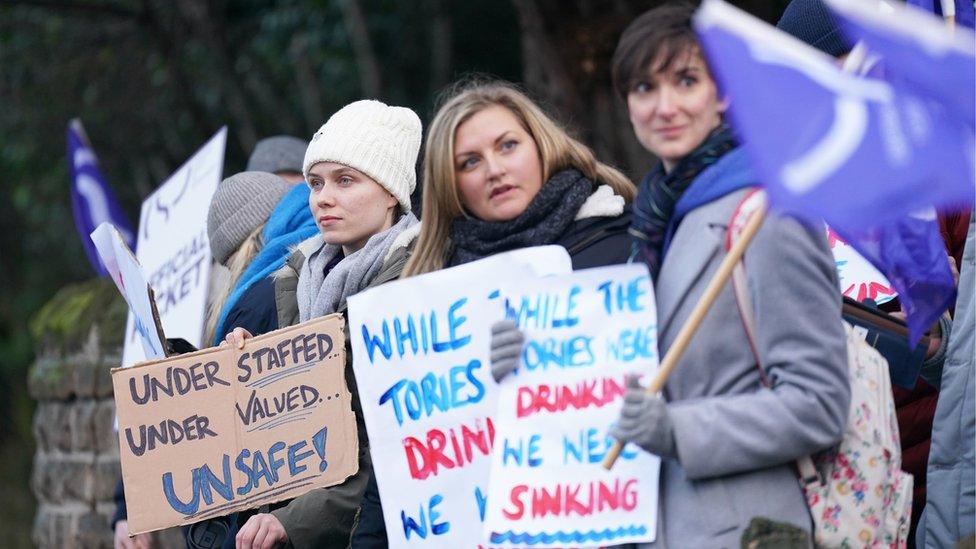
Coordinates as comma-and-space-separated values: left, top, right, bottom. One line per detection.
224, 99, 422, 549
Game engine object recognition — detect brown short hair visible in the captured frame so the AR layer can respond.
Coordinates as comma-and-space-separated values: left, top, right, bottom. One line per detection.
612, 2, 700, 100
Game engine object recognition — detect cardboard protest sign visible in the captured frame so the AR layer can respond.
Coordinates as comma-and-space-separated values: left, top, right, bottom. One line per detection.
112, 314, 358, 535
122, 128, 226, 368
484, 264, 660, 547
91, 222, 167, 360
827, 226, 897, 305
347, 246, 572, 548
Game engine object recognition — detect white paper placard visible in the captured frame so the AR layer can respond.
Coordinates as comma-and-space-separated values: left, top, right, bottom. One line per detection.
828, 225, 897, 305
347, 246, 572, 548
121, 128, 226, 367
90, 222, 166, 360
483, 264, 660, 547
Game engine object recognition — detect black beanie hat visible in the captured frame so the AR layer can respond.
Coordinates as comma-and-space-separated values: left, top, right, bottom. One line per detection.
776, 0, 851, 57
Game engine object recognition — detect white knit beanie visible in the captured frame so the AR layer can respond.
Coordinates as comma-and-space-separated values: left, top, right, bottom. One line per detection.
303, 100, 422, 212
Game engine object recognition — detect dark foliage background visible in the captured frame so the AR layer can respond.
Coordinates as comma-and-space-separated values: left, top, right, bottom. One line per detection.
0, 1, 787, 545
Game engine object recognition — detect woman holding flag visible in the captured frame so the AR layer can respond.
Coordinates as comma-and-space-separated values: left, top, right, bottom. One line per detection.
607, 3, 849, 546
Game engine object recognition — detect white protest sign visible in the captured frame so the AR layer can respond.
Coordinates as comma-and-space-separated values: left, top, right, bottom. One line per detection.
483, 264, 660, 547
122, 128, 226, 367
347, 246, 572, 548
91, 222, 167, 360
90, 222, 126, 299
827, 226, 897, 305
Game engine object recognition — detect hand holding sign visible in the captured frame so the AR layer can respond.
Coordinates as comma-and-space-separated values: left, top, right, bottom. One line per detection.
347, 246, 572, 548
489, 320, 525, 382
113, 314, 358, 535
483, 264, 660, 547
224, 326, 254, 349
609, 376, 676, 458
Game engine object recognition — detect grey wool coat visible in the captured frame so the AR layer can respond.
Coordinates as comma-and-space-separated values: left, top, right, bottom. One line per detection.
637, 188, 850, 548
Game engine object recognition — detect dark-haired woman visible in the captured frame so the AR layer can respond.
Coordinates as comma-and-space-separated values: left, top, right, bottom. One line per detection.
608, 4, 850, 546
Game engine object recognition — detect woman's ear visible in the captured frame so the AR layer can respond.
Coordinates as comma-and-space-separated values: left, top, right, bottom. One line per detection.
717, 96, 730, 114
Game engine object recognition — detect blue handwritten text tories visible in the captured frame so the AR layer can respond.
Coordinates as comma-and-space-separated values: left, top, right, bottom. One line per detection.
379, 359, 486, 426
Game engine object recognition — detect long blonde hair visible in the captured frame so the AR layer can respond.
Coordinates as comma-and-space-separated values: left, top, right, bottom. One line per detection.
203, 224, 265, 345
402, 80, 635, 277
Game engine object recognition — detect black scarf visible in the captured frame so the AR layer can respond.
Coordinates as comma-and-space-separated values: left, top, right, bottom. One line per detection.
448, 168, 592, 266
630, 123, 737, 277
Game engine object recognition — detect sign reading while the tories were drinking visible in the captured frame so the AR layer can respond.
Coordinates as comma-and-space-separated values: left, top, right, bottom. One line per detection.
483, 264, 660, 547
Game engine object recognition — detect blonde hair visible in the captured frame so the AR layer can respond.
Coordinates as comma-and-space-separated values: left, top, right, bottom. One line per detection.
203, 224, 265, 345
403, 80, 635, 277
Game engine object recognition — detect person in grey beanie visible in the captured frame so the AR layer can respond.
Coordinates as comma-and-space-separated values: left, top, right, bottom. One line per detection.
115, 172, 306, 549
202, 171, 309, 348
246, 136, 308, 184
207, 171, 292, 266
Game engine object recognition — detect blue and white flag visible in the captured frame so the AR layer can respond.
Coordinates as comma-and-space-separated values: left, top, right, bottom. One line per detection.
694, 0, 974, 228
827, 0, 976, 128
905, 0, 975, 29
838, 210, 956, 342
68, 119, 136, 275
693, 0, 973, 344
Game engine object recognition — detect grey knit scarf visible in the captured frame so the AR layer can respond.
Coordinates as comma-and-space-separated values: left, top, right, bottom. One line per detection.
447, 168, 592, 266
297, 213, 418, 321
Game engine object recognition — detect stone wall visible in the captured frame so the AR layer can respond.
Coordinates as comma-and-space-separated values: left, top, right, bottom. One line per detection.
30, 332, 123, 548
28, 279, 181, 549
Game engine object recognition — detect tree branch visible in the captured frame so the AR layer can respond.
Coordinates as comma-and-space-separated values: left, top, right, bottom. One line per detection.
340, 0, 382, 97
290, 33, 326, 132
511, 0, 582, 120
173, 0, 258, 152
426, 0, 452, 93
1, 0, 138, 18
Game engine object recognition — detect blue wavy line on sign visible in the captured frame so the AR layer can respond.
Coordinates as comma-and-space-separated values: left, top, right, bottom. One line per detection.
250, 365, 315, 389
247, 361, 316, 388
489, 525, 648, 544
246, 409, 313, 432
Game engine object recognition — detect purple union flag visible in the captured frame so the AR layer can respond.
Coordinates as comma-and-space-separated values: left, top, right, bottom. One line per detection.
68, 119, 136, 275
693, 0, 974, 344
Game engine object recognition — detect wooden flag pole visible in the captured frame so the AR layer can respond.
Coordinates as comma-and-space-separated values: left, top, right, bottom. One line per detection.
603, 200, 768, 470
940, 0, 956, 33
